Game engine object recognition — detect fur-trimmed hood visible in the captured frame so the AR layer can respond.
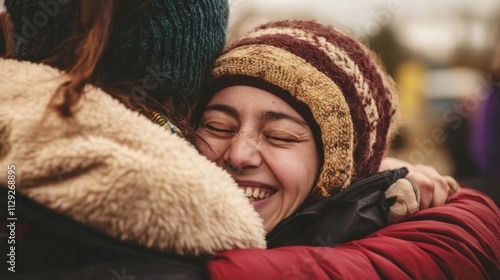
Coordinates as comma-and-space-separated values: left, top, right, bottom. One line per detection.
0, 59, 266, 255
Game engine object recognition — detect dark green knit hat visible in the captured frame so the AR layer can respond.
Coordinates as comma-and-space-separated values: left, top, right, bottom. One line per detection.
4, 0, 229, 101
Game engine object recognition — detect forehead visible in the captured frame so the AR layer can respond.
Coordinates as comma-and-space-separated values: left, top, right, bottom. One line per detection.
207, 85, 302, 118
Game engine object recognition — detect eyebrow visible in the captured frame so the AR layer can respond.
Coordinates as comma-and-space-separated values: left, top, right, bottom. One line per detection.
262, 111, 308, 127
203, 104, 308, 127
203, 104, 239, 119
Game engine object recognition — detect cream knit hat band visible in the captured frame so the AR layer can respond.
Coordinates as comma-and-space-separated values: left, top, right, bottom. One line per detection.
207, 75, 325, 165
208, 20, 399, 196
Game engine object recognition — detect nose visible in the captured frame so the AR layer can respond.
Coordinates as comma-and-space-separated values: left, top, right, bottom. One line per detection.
223, 133, 262, 173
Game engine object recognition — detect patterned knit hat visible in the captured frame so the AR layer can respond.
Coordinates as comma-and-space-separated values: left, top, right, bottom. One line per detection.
204, 20, 400, 196
4, 0, 228, 101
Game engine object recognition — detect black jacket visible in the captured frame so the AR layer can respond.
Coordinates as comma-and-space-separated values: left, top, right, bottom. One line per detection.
0, 188, 208, 280
0, 168, 408, 279
266, 168, 409, 248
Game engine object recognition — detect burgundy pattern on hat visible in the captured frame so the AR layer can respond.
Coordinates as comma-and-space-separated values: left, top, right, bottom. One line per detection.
207, 20, 400, 196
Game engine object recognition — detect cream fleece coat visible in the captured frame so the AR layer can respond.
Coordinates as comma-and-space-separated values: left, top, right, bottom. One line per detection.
0, 59, 266, 255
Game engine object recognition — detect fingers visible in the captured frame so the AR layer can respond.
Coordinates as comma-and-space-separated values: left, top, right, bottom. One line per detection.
407, 164, 450, 208
414, 175, 433, 209
444, 176, 460, 195
385, 179, 420, 224
379, 157, 460, 210
416, 165, 450, 207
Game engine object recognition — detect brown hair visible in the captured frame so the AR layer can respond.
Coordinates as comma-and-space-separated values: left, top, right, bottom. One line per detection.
4, 0, 195, 139
0, 13, 15, 57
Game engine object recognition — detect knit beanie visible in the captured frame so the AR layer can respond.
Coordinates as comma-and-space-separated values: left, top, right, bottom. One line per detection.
203, 20, 400, 196
4, 0, 228, 101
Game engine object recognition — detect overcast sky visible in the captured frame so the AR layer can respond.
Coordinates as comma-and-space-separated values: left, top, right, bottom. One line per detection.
229, 0, 500, 28
228, 0, 500, 63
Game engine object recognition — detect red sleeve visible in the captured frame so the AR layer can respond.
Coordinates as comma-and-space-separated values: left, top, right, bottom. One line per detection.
208, 188, 500, 280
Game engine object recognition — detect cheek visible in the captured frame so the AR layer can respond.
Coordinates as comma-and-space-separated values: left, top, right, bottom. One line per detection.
195, 134, 228, 161
267, 149, 318, 196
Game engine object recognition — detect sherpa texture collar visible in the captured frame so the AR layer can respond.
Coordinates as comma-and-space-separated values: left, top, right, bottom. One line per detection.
0, 59, 266, 256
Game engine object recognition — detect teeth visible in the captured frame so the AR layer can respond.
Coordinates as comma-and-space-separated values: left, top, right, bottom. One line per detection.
252, 189, 259, 199
245, 188, 253, 197
241, 186, 272, 201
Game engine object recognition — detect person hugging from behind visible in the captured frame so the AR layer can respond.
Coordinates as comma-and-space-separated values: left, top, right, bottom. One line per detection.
0, 0, 266, 278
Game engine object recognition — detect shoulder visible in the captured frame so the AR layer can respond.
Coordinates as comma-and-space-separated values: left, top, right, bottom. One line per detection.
0, 58, 266, 256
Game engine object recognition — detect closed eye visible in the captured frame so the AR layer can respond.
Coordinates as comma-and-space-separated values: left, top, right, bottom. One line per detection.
265, 135, 299, 143
204, 123, 233, 134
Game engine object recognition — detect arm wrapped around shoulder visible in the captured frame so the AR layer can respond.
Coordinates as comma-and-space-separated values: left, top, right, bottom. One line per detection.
208, 188, 500, 280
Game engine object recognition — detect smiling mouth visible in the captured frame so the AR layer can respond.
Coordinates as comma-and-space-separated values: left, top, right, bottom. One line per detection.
240, 186, 274, 202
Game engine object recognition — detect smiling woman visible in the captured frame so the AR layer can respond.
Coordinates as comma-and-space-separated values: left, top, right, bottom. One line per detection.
197, 85, 319, 233
201, 20, 500, 279
194, 20, 405, 245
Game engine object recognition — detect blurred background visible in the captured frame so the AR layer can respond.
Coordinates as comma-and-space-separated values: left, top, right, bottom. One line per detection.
226, 0, 500, 203
1, 0, 499, 202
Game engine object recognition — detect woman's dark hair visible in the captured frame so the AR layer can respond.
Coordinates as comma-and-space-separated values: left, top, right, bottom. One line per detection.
0, 13, 15, 57
0, 14, 5, 56
4, 0, 195, 139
